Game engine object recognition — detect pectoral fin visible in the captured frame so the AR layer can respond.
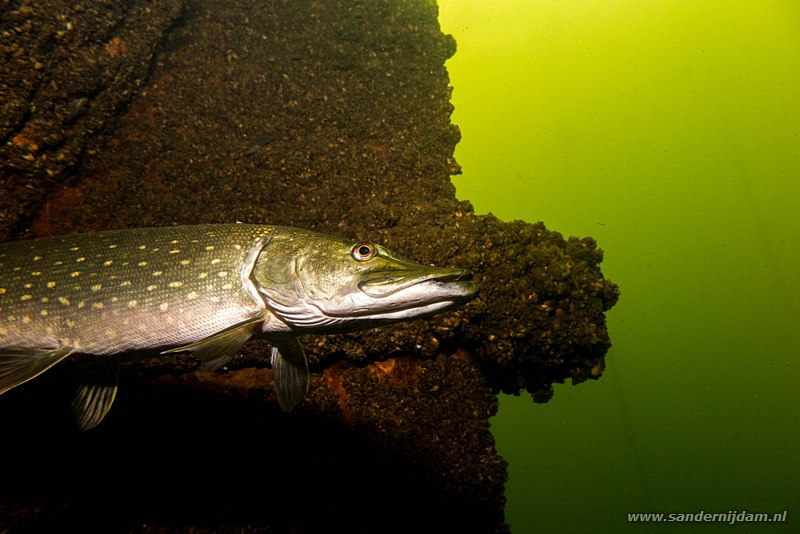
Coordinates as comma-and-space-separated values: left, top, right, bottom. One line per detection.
270, 337, 309, 412
71, 363, 119, 431
0, 346, 74, 395
162, 318, 262, 371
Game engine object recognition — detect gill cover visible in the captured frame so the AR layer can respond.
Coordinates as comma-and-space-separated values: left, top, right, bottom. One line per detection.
251, 228, 479, 332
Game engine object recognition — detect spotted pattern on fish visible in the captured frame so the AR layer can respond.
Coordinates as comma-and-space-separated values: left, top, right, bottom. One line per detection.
0, 224, 273, 356
0, 223, 479, 428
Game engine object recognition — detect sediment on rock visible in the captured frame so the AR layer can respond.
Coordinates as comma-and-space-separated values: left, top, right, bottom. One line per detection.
0, 1, 618, 532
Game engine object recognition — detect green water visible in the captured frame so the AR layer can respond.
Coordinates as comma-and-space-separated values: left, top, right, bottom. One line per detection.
438, 1, 799, 532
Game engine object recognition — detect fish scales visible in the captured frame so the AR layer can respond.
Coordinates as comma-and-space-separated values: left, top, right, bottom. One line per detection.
0, 224, 274, 355
0, 223, 479, 427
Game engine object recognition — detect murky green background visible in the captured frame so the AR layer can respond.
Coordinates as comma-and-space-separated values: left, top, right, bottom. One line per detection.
439, 1, 799, 531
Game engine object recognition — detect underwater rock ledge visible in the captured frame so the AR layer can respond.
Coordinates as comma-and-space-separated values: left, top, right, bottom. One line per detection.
0, 0, 618, 532
0, 0, 186, 238
369, 210, 619, 403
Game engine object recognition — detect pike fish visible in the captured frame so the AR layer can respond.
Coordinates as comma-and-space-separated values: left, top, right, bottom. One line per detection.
0, 224, 479, 429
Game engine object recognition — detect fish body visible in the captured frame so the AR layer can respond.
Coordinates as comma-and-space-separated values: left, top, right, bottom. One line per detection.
0, 224, 479, 428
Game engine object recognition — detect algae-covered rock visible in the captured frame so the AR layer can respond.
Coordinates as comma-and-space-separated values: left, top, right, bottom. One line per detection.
0, 1, 617, 532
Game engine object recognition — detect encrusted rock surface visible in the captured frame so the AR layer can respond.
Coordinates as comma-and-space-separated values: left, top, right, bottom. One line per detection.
0, 1, 618, 532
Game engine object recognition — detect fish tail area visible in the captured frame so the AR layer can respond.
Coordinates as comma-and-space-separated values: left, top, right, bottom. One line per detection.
0, 346, 75, 395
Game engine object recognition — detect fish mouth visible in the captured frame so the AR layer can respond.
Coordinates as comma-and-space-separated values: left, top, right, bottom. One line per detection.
309, 267, 479, 322
357, 268, 480, 301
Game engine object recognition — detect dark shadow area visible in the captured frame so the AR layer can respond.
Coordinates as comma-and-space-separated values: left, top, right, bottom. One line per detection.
2, 376, 494, 533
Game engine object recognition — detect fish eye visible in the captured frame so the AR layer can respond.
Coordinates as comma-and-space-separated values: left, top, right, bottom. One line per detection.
352, 242, 376, 261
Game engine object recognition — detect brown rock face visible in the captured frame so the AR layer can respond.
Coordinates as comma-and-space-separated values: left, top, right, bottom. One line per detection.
0, 1, 618, 532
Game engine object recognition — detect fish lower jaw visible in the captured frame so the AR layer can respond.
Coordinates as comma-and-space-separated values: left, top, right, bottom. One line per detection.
329, 299, 465, 322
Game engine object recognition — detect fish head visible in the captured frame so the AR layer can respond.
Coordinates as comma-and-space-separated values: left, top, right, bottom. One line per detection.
251, 228, 480, 332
